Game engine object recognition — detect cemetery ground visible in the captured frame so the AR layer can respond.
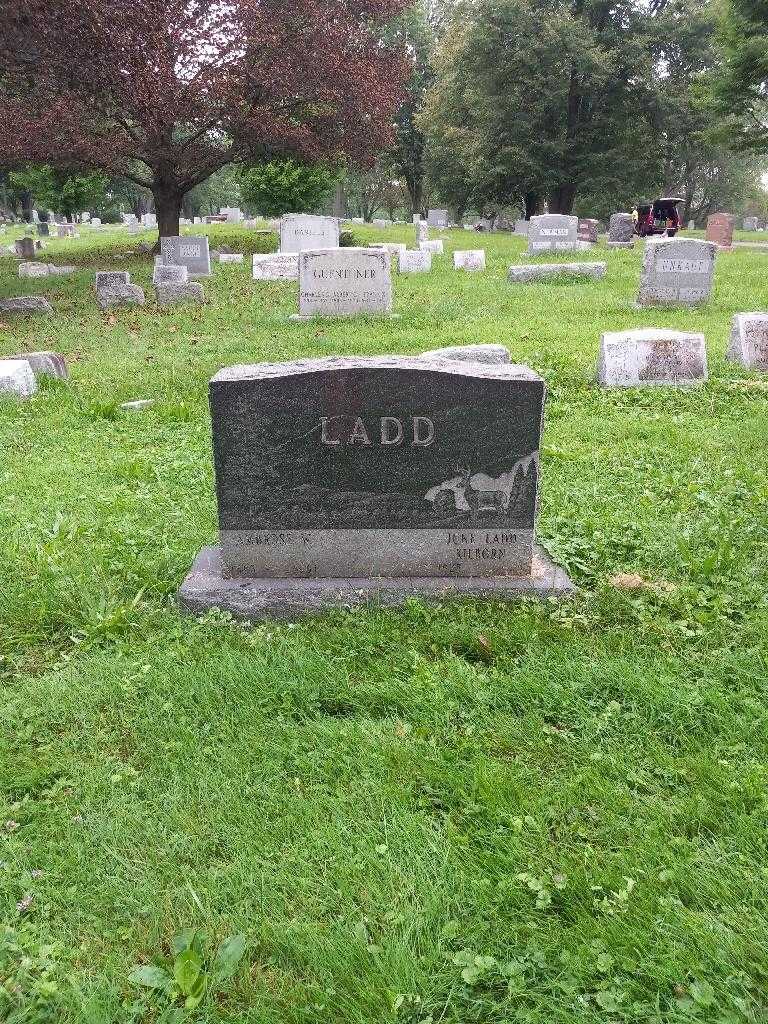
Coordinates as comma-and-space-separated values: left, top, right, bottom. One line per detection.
1, 222, 767, 1024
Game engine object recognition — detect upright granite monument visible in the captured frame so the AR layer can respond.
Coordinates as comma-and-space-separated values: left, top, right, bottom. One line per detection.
159, 235, 211, 278
178, 355, 573, 618
637, 237, 716, 306
280, 214, 339, 253
527, 214, 578, 253
705, 212, 735, 249
294, 248, 392, 318
608, 213, 634, 248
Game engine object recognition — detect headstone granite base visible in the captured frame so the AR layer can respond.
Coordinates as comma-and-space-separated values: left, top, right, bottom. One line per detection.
179, 544, 574, 620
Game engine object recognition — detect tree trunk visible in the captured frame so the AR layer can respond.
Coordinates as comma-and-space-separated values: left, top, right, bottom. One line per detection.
152, 186, 183, 249
548, 184, 576, 214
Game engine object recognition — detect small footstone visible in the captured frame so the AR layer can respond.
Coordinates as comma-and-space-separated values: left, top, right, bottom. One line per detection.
121, 399, 155, 411
419, 240, 444, 254
97, 283, 145, 309
18, 262, 49, 278
218, 253, 244, 263
507, 262, 606, 283
727, 313, 768, 371
155, 281, 205, 306
10, 351, 67, 379
597, 328, 707, 386
0, 359, 37, 398
153, 264, 189, 285
425, 344, 510, 364
0, 296, 53, 316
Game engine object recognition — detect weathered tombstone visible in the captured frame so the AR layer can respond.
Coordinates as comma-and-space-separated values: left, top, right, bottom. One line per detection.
514, 219, 529, 235
218, 253, 244, 263
427, 209, 448, 228
252, 253, 299, 280
16, 237, 35, 259
453, 250, 486, 271
0, 296, 53, 316
128, 221, 140, 235
705, 212, 735, 249
178, 355, 573, 618
398, 250, 432, 273
155, 281, 205, 306
528, 214, 578, 253
0, 359, 37, 398
294, 248, 392, 319
608, 212, 634, 248
637, 237, 716, 306
412, 214, 421, 224
96, 278, 145, 309
95, 271, 130, 290
19, 262, 49, 278
419, 240, 444, 254
279, 214, 339, 253
159, 235, 211, 277
743, 216, 759, 232
426, 344, 510, 364
577, 218, 599, 243
10, 351, 67, 379
47, 265, 76, 276
371, 242, 406, 258
727, 313, 768, 371
508, 262, 606, 283
141, 212, 157, 228
91, 217, 102, 227
153, 264, 189, 285
417, 221, 429, 244
688, 219, 695, 231
222, 207, 243, 223
37, 222, 50, 237
597, 328, 707, 386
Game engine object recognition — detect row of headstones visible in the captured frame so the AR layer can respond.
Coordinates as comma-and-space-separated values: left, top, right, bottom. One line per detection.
94, 266, 204, 308
524, 211, 745, 250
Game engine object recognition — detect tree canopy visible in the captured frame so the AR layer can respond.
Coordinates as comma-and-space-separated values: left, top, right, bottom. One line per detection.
0, 0, 409, 238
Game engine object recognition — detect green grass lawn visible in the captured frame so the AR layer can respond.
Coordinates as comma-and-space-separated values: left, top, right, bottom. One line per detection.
1, 222, 767, 1023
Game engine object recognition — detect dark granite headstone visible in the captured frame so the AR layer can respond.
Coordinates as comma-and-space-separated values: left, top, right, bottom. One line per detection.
179, 356, 573, 618
159, 235, 211, 277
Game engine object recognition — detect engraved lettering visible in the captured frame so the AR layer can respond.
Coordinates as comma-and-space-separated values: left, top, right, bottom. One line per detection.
320, 417, 341, 446
380, 416, 404, 446
349, 417, 372, 445
412, 416, 435, 447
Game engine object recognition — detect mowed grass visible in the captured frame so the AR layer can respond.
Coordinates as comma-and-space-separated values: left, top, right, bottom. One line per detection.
1, 222, 767, 1023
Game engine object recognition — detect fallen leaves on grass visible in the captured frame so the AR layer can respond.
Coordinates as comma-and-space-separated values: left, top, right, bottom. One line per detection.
609, 573, 676, 594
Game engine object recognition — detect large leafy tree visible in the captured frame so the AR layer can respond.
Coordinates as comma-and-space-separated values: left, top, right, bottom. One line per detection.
0, 0, 408, 240
716, 0, 768, 150
7, 164, 108, 220
421, 0, 658, 216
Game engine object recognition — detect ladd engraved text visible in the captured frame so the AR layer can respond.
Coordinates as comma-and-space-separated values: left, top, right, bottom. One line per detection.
320, 415, 435, 447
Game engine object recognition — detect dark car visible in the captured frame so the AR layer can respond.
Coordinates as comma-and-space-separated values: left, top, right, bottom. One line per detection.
635, 197, 682, 238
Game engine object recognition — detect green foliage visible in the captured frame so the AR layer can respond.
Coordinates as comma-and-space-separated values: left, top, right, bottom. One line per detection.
716, 0, 768, 151
128, 930, 247, 1011
7, 164, 108, 218
240, 159, 338, 217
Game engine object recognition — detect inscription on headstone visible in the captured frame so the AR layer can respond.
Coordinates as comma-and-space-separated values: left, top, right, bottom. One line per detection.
453, 250, 486, 270
637, 238, 716, 306
295, 248, 392, 318
608, 212, 634, 247
159, 235, 211, 277
252, 253, 299, 280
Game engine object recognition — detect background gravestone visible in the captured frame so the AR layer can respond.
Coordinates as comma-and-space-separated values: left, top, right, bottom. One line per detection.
608, 212, 634, 247
577, 219, 599, 243
705, 212, 735, 248
598, 329, 707, 386
453, 250, 486, 270
427, 209, 448, 228
252, 253, 298, 280
399, 250, 431, 273
16, 237, 35, 259
279, 214, 339, 253
295, 248, 392, 318
728, 313, 768, 370
743, 216, 759, 231
179, 356, 573, 618
527, 214, 578, 253
637, 237, 716, 306
159, 235, 211, 277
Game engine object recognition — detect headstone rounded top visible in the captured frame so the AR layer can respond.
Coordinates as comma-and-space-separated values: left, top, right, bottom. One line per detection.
211, 355, 543, 385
